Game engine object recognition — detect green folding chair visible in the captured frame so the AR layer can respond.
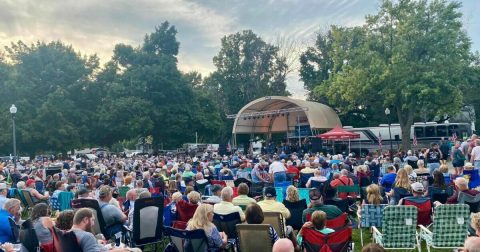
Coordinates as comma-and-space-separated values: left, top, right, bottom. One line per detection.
372, 205, 421, 251
419, 204, 470, 252
336, 185, 360, 199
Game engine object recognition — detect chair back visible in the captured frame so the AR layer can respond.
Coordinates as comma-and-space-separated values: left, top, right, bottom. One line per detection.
360, 204, 387, 228
325, 213, 349, 230
324, 198, 349, 213
233, 178, 251, 188
236, 224, 273, 251
35, 181, 45, 194
70, 199, 109, 239
176, 200, 199, 222
300, 173, 314, 187
51, 196, 61, 212
195, 182, 209, 195
58, 192, 74, 211
392, 187, 412, 205
430, 204, 469, 247
262, 212, 285, 238
427, 186, 453, 204
403, 197, 432, 226
164, 227, 210, 252
132, 197, 164, 246
458, 192, 480, 213
118, 186, 129, 198
210, 180, 227, 187
311, 180, 327, 193
302, 226, 352, 252
163, 203, 173, 227
381, 205, 418, 249
219, 175, 233, 181
212, 212, 241, 240
275, 187, 284, 202
298, 188, 311, 206
249, 183, 265, 198
336, 185, 360, 198
20, 190, 36, 208
283, 199, 307, 230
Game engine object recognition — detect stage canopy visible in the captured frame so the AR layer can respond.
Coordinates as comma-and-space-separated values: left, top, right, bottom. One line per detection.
231, 96, 341, 135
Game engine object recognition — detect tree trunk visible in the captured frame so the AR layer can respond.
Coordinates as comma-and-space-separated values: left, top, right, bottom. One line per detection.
396, 105, 414, 152
400, 123, 411, 151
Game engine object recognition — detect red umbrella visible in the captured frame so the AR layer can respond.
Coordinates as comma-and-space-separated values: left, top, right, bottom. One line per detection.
317, 125, 360, 140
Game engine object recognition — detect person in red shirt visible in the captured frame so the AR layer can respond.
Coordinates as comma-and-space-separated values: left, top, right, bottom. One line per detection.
286, 161, 299, 181
330, 169, 357, 199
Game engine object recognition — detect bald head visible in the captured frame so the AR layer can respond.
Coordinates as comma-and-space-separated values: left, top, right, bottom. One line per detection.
272, 238, 294, 252
465, 237, 480, 252
126, 189, 137, 201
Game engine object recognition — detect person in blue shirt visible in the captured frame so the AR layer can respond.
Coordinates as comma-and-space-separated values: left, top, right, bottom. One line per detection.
0, 198, 21, 243
380, 166, 397, 193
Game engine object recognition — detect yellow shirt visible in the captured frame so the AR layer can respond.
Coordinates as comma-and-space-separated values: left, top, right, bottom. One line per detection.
213, 201, 245, 222
257, 199, 291, 219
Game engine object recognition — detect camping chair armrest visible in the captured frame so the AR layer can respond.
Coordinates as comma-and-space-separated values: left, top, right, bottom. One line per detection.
122, 225, 132, 233
418, 225, 431, 234
371, 226, 382, 236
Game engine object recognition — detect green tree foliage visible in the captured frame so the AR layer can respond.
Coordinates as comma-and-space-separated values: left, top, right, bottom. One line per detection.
313, 0, 473, 149
205, 30, 289, 115
0, 41, 99, 154
96, 22, 224, 149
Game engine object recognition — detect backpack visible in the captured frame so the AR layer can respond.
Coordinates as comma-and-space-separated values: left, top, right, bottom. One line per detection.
51, 228, 83, 252
19, 219, 41, 252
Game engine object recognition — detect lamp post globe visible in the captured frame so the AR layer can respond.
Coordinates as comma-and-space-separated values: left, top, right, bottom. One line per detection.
10, 104, 17, 115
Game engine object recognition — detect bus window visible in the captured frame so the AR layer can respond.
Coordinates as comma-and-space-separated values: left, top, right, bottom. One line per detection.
457, 125, 471, 137
414, 127, 425, 138
436, 125, 447, 137
425, 126, 435, 137
448, 125, 459, 136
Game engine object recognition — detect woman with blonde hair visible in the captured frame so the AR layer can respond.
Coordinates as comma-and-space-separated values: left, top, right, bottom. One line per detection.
357, 184, 386, 217
438, 160, 452, 184
186, 204, 227, 250
403, 165, 417, 183
386, 168, 411, 204
285, 185, 299, 202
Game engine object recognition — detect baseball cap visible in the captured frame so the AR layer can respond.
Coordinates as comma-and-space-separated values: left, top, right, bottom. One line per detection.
0, 183, 7, 190
309, 188, 322, 200
411, 182, 425, 193
264, 187, 277, 198
26, 179, 36, 187
211, 184, 223, 193
98, 185, 112, 197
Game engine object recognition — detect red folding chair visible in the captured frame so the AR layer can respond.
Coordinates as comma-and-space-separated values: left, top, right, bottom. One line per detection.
210, 180, 227, 187
403, 197, 432, 226
302, 226, 352, 252
176, 200, 198, 222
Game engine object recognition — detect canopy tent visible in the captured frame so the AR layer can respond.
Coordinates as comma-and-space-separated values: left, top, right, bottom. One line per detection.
230, 96, 341, 148
317, 125, 360, 154
317, 125, 360, 140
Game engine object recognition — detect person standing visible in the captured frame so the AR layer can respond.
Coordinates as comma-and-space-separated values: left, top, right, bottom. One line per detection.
269, 156, 287, 183
425, 143, 442, 174
470, 139, 480, 170
452, 141, 466, 175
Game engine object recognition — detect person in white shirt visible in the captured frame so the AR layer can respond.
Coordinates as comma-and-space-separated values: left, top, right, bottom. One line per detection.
470, 139, 480, 169
213, 187, 245, 221
269, 156, 287, 183
306, 169, 327, 188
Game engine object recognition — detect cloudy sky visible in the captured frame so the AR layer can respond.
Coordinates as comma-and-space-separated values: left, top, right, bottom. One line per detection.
1, 0, 479, 99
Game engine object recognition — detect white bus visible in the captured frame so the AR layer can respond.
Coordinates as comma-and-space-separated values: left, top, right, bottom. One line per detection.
341, 122, 472, 154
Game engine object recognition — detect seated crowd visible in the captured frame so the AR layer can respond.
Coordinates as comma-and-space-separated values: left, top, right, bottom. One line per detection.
1, 138, 480, 251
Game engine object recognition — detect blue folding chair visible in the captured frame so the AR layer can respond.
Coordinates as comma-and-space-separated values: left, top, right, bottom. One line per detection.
300, 173, 314, 187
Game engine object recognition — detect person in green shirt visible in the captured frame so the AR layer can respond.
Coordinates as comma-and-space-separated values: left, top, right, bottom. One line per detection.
302, 188, 343, 223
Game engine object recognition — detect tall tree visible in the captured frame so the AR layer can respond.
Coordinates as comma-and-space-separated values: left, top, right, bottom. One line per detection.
205, 30, 289, 115
0, 41, 98, 154
315, 0, 473, 149
97, 22, 224, 148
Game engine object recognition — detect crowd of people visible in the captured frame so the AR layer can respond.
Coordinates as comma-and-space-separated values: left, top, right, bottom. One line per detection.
1, 135, 480, 251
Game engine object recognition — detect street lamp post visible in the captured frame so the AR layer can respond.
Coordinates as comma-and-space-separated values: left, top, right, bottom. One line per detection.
10, 104, 17, 168
385, 108, 393, 154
